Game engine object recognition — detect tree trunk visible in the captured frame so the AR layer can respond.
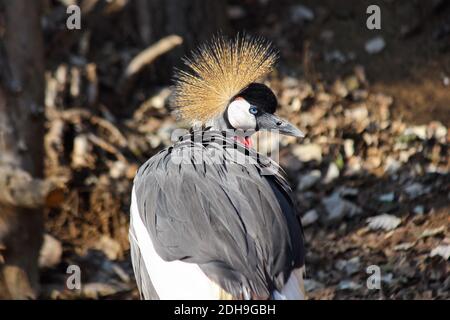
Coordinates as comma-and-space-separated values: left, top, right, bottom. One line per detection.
0, 0, 45, 299
134, 0, 229, 83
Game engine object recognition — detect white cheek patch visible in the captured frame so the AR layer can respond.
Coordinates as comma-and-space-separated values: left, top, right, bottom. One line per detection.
227, 99, 257, 130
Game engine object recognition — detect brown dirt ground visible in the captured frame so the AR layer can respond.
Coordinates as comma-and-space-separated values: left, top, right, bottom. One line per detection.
39, 0, 449, 300
234, 0, 450, 125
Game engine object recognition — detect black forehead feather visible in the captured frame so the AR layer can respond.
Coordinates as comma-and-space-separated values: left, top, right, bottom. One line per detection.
236, 83, 277, 114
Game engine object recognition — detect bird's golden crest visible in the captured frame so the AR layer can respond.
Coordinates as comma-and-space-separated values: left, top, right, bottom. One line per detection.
172, 35, 278, 124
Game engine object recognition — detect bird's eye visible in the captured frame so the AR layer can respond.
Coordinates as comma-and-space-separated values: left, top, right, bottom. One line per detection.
249, 106, 258, 115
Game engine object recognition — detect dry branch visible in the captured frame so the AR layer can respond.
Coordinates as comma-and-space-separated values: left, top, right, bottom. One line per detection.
86, 63, 98, 106
124, 35, 183, 79
0, 166, 64, 209
44, 117, 71, 179
87, 133, 128, 164
48, 108, 128, 148
72, 134, 95, 169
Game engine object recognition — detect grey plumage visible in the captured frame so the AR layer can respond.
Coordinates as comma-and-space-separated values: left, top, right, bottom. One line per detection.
130, 129, 305, 299
129, 222, 159, 299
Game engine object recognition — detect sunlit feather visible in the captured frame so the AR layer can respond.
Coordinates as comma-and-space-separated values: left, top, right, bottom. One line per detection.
172, 35, 278, 124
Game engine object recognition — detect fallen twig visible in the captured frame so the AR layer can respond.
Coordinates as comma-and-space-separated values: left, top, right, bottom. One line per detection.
50, 108, 128, 148
122, 35, 183, 89
0, 165, 64, 209
87, 133, 128, 164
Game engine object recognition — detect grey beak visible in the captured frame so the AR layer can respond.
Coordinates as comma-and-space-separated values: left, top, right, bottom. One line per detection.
256, 112, 305, 138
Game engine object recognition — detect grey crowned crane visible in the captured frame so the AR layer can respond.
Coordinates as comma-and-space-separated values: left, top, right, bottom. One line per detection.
129, 35, 306, 300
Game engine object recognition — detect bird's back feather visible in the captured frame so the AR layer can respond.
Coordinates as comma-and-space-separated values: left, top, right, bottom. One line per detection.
130, 129, 305, 299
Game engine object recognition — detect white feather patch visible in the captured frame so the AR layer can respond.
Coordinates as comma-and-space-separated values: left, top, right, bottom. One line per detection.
130, 186, 222, 300
227, 99, 256, 130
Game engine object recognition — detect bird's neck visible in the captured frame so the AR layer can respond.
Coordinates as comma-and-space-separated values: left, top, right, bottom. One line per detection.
206, 116, 229, 131
206, 117, 254, 148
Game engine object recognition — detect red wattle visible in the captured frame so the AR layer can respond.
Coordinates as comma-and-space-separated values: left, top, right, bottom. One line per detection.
244, 137, 253, 148
234, 136, 253, 148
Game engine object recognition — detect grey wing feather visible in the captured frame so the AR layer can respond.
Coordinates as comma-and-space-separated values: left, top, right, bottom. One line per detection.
132, 129, 304, 298
129, 220, 159, 299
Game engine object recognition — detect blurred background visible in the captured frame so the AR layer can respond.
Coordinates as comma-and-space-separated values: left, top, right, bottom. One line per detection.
0, 0, 448, 300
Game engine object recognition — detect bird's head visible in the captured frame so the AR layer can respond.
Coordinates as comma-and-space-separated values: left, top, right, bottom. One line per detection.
226, 83, 304, 137
172, 34, 304, 141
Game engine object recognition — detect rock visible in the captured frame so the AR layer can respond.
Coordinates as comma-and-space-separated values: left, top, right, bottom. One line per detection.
158, 122, 177, 146
147, 87, 171, 110
323, 162, 339, 184
345, 106, 369, 122
39, 234, 63, 268
126, 163, 139, 180
426, 163, 447, 175
351, 89, 369, 101
384, 156, 401, 174
72, 135, 94, 169
325, 50, 347, 64
443, 75, 450, 86
373, 93, 393, 119
322, 193, 362, 223
364, 155, 382, 170
147, 134, 162, 149
420, 226, 446, 239
365, 36, 386, 54
367, 214, 401, 231
363, 133, 377, 146
290, 4, 314, 23
430, 245, 450, 260
304, 279, 324, 292
287, 97, 302, 112
281, 76, 299, 88
109, 160, 127, 179
335, 257, 361, 275
337, 280, 362, 290
112, 263, 131, 283
332, 79, 349, 97
344, 139, 354, 158
345, 156, 363, 176
427, 121, 447, 141
394, 242, 416, 251
93, 236, 121, 260
292, 144, 322, 162
301, 209, 319, 227
297, 82, 314, 100
381, 273, 394, 284
337, 187, 359, 198
399, 150, 415, 163
378, 192, 395, 202
404, 182, 426, 199
344, 75, 360, 92
403, 125, 427, 140
297, 170, 321, 191
413, 205, 425, 215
